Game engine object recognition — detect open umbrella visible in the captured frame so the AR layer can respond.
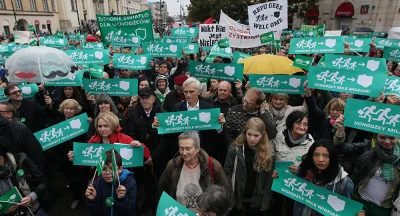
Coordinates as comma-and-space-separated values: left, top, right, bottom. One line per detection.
240, 54, 303, 75
86, 35, 98, 42
5, 46, 77, 83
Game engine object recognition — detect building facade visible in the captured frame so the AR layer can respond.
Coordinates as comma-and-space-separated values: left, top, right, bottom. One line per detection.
148, 2, 160, 23
121, 0, 141, 15
0, 0, 60, 37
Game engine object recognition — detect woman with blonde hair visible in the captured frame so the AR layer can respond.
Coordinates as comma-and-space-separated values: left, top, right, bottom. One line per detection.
224, 117, 275, 215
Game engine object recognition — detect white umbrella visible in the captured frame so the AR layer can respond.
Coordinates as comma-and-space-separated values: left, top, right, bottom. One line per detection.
5, 46, 77, 83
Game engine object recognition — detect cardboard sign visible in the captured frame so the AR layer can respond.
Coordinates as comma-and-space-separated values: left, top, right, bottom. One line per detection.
248, 0, 288, 36
249, 74, 306, 94
198, 24, 229, 48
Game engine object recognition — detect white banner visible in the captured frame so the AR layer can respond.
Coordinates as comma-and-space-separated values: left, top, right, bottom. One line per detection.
248, 0, 288, 36
324, 30, 342, 37
198, 24, 229, 47
219, 11, 262, 48
14, 31, 31, 44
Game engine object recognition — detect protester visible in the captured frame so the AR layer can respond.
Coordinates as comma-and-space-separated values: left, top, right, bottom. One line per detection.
196, 185, 230, 216
204, 81, 240, 117
163, 74, 188, 112
154, 75, 170, 105
0, 101, 16, 121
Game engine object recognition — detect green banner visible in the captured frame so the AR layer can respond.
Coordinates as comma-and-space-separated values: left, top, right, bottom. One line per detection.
317, 56, 325, 67
294, 30, 317, 38
113, 54, 152, 70
0, 52, 11, 64
162, 36, 193, 44
374, 38, 400, 48
19, 83, 39, 98
372, 32, 386, 38
83, 78, 138, 96
233, 51, 251, 63
89, 64, 104, 77
34, 113, 89, 150
209, 42, 233, 59
0, 44, 8, 53
293, 55, 313, 70
84, 42, 104, 49
64, 49, 110, 65
249, 74, 306, 94
344, 99, 400, 137
383, 46, 400, 62
300, 24, 325, 36
142, 42, 183, 58
0, 187, 22, 215
272, 167, 363, 216
182, 43, 199, 55
68, 33, 87, 41
55, 30, 64, 38
7, 43, 28, 53
189, 61, 244, 82
156, 108, 221, 134
275, 161, 294, 173
324, 54, 387, 73
344, 38, 372, 52
28, 25, 35, 32
73, 142, 144, 167
307, 66, 386, 97
171, 27, 199, 37
40, 37, 67, 48
157, 192, 196, 216
96, 10, 154, 45
289, 37, 345, 54
45, 71, 83, 86
383, 76, 400, 97
260, 32, 275, 44
111, 31, 140, 47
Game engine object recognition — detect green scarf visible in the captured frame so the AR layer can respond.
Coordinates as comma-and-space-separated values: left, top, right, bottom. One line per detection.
375, 144, 400, 181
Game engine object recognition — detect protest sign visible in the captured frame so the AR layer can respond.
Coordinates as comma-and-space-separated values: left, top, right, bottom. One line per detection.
141, 42, 183, 58
111, 31, 140, 47
19, 83, 38, 98
307, 66, 386, 97
324, 30, 342, 37
209, 41, 233, 59
73, 142, 144, 167
272, 168, 363, 216
96, 10, 154, 45
374, 38, 400, 48
300, 24, 325, 36
372, 32, 386, 38
0, 52, 11, 64
28, 25, 35, 32
29, 38, 38, 46
344, 99, 400, 137
0, 187, 22, 215
84, 42, 104, 49
0, 89, 7, 102
7, 43, 28, 53
0, 44, 8, 53
45, 71, 83, 86
292, 55, 313, 70
199, 24, 229, 48
157, 192, 196, 216
171, 27, 198, 37
249, 74, 306, 94
14, 31, 31, 44
248, 0, 288, 36
182, 43, 199, 54
69, 33, 87, 41
89, 64, 104, 77
275, 160, 294, 173
34, 113, 90, 151
293, 30, 316, 38
55, 30, 64, 38
189, 60, 244, 82
344, 38, 372, 52
156, 108, 221, 134
233, 51, 251, 63
40, 37, 67, 48
113, 54, 152, 70
219, 11, 262, 48
317, 56, 325, 67
64, 49, 110, 65
289, 37, 345, 54
83, 78, 138, 96
383, 76, 400, 97
324, 54, 386, 73
260, 31, 275, 43
162, 36, 193, 44
383, 46, 400, 62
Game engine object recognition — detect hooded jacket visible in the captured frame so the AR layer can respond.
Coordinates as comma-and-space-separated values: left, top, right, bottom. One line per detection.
154, 75, 171, 105
271, 131, 315, 162
87, 169, 137, 216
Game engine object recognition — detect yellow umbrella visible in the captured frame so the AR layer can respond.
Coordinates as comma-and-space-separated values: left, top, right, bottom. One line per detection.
240, 54, 304, 75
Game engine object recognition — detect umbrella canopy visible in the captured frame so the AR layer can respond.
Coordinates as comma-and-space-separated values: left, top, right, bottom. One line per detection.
241, 54, 303, 75
86, 35, 98, 42
5, 46, 77, 83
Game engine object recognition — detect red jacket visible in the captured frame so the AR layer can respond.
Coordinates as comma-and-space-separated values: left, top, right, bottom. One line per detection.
88, 127, 151, 160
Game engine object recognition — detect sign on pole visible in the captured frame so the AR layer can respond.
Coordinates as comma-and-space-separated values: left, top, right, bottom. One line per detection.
289, 37, 345, 54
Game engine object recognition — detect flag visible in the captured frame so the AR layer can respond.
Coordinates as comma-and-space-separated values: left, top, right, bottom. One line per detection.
111, 150, 117, 180
189, 20, 193, 27
203, 17, 213, 24
96, 161, 104, 177
55, 30, 64, 38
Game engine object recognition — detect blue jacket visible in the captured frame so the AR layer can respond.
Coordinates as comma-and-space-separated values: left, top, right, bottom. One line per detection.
87, 169, 137, 216
293, 167, 354, 216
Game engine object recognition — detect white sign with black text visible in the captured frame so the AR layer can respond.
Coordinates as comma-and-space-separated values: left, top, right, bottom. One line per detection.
248, 0, 288, 36
198, 24, 229, 47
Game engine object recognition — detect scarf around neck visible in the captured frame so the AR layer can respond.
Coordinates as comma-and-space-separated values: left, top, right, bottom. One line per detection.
283, 129, 307, 148
270, 105, 286, 121
375, 144, 400, 181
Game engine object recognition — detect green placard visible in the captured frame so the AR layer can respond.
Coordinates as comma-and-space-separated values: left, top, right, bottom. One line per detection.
189, 60, 243, 82
344, 99, 400, 137
182, 43, 199, 54
34, 113, 90, 151
113, 54, 152, 70
300, 24, 325, 36
55, 30, 64, 38
157, 192, 196, 216
45, 71, 83, 86
83, 78, 138, 96
272, 168, 363, 216
68, 33, 87, 41
0, 52, 11, 64
19, 84, 38, 98
89, 64, 104, 77
293, 30, 316, 38
156, 108, 221, 134
73, 142, 144, 167
84, 42, 104, 49
64, 49, 110, 65
260, 32, 275, 44
96, 10, 154, 45
292, 55, 313, 70
40, 37, 67, 48
0, 44, 8, 53
372, 32, 386, 38
374, 38, 400, 48
233, 51, 251, 63
209, 42, 233, 59
171, 27, 199, 37
28, 25, 35, 32
289, 37, 345, 54
383, 46, 400, 62
142, 42, 183, 58
111, 31, 140, 47
344, 38, 372, 52
0, 187, 22, 215
249, 74, 306, 94
7, 43, 28, 53
307, 66, 386, 97
162, 36, 193, 44
317, 56, 325, 67
275, 160, 294, 173
383, 76, 400, 97
324, 54, 387, 73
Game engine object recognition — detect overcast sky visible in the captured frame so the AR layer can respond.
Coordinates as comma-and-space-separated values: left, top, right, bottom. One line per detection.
151, 0, 190, 16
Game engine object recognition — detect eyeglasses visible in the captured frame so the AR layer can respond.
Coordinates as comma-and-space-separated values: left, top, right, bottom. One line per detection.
8, 90, 22, 95
102, 169, 113, 174
242, 98, 255, 107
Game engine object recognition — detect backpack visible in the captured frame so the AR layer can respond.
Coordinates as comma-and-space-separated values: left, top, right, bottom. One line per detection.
208, 156, 215, 183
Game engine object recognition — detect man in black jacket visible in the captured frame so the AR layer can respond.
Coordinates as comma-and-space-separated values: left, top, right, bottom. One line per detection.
203, 81, 240, 116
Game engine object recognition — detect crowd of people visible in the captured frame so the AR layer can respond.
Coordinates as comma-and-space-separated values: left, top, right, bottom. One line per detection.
0, 27, 399, 216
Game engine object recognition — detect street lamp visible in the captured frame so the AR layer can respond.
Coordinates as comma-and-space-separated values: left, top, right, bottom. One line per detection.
10, 0, 18, 30
160, 0, 165, 33
75, 0, 81, 31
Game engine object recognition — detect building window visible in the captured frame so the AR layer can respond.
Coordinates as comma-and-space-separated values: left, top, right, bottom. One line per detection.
71, 0, 76, 11
43, 0, 49, 11
51, 0, 56, 11
30, 0, 36, 10
15, 0, 22, 10
0, 0, 5, 9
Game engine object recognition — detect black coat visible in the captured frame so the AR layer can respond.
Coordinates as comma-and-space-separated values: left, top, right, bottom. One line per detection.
11, 98, 50, 133
162, 89, 183, 112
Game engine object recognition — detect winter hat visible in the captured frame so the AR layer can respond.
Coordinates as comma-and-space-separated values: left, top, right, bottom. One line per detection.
94, 93, 119, 117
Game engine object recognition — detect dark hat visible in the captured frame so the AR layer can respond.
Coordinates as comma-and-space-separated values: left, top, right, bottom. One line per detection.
174, 75, 188, 85
139, 87, 156, 97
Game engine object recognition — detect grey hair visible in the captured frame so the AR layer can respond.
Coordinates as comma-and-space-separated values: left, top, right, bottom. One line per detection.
196, 185, 230, 216
178, 131, 200, 149
183, 77, 202, 91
